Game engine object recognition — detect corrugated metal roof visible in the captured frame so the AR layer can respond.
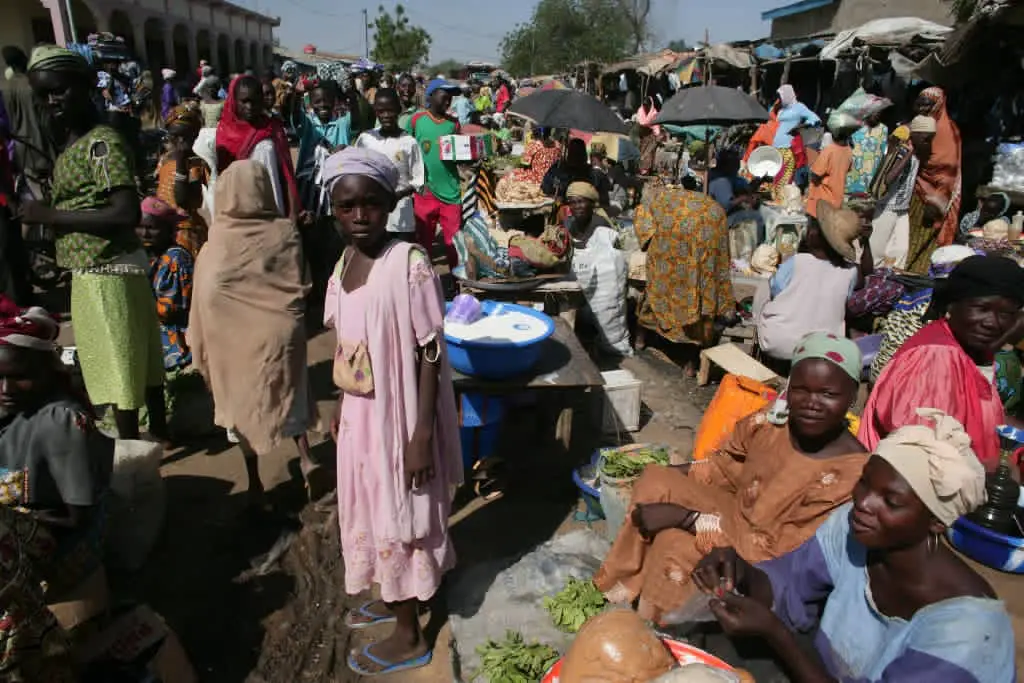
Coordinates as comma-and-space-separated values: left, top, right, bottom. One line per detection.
761, 0, 836, 21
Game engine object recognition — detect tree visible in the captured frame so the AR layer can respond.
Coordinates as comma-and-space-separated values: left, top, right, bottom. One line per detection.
500, 0, 634, 76
426, 59, 463, 79
666, 39, 690, 52
370, 4, 432, 73
612, 0, 652, 53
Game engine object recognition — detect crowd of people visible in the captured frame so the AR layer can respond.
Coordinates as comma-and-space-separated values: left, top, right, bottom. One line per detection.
0, 33, 1020, 681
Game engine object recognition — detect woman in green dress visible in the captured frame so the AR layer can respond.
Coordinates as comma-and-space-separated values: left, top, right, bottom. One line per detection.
18, 46, 166, 440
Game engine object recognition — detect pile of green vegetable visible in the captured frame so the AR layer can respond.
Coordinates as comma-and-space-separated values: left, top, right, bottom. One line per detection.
473, 630, 560, 682
599, 444, 671, 480
543, 577, 607, 633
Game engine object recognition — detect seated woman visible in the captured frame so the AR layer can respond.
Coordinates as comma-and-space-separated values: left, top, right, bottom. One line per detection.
755, 201, 859, 369
0, 298, 114, 598
594, 333, 868, 623
137, 197, 193, 371
542, 138, 611, 207
693, 410, 1014, 682
860, 254, 1024, 470
868, 244, 976, 383
959, 191, 1011, 241
633, 183, 732, 373
510, 126, 561, 185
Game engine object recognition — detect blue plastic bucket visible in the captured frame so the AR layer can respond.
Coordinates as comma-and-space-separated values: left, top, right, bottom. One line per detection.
460, 423, 501, 469
459, 393, 504, 468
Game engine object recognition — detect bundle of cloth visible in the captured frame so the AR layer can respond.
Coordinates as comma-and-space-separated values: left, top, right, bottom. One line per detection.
453, 215, 571, 280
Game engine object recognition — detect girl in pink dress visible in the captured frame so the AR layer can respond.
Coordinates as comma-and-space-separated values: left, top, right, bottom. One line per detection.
321, 147, 462, 676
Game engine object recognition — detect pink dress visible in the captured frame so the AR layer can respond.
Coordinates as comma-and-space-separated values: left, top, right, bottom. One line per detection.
324, 241, 462, 603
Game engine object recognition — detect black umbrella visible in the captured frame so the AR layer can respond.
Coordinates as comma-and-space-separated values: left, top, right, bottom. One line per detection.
507, 89, 628, 134
654, 85, 769, 126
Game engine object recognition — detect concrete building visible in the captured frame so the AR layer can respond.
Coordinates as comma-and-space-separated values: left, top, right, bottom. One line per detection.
762, 0, 953, 41
2, 0, 279, 78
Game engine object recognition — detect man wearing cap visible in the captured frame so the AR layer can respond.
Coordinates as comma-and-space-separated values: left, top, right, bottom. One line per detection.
407, 78, 462, 269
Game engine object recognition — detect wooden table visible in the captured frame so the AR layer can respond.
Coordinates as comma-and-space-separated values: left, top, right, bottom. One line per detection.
452, 318, 604, 454
459, 276, 586, 328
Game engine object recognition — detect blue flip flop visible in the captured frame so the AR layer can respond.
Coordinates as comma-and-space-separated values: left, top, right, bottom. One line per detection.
346, 644, 433, 676
344, 601, 397, 629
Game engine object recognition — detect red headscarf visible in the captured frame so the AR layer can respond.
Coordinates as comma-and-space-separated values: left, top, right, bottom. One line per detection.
0, 296, 58, 351
215, 76, 301, 215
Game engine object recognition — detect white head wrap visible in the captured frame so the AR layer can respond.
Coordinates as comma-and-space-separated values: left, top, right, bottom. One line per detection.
910, 115, 937, 134
874, 409, 987, 526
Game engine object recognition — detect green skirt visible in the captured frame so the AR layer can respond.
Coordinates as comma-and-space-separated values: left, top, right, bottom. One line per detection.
71, 269, 164, 410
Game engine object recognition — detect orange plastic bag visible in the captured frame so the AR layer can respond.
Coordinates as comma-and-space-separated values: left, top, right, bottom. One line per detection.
693, 374, 777, 461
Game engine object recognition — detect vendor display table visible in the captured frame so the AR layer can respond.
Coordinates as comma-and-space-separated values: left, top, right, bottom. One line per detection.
452, 318, 604, 454
760, 204, 808, 244
459, 276, 585, 328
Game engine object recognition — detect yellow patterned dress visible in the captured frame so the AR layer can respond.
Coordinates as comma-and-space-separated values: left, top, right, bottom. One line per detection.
634, 186, 733, 346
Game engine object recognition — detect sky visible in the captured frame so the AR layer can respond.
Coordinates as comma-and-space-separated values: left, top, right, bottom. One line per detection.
252, 0, 784, 64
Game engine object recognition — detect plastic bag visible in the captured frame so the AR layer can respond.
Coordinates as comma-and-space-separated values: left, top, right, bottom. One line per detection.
447, 529, 611, 681
660, 591, 721, 626
651, 664, 742, 682
447, 294, 483, 325
572, 230, 632, 356
105, 439, 166, 571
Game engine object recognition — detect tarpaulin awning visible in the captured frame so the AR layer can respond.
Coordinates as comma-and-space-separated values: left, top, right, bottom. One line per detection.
819, 17, 952, 60
701, 44, 755, 70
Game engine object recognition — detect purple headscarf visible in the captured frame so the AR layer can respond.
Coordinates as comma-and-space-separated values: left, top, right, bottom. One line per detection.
322, 147, 400, 195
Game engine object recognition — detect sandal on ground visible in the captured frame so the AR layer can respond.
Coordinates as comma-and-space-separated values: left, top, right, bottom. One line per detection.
344, 600, 397, 629
471, 457, 506, 501
346, 644, 432, 676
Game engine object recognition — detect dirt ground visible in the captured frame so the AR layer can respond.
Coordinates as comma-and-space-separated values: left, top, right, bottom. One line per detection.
95, 321, 1024, 682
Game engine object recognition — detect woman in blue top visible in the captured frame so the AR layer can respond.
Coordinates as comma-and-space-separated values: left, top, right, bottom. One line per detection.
772, 84, 820, 189
693, 409, 1015, 683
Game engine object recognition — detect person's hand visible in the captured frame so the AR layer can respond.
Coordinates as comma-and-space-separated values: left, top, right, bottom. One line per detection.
297, 210, 315, 228
709, 592, 783, 638
692, 546, 753, 595
631, 503, 697, 539
404, 430, 435, 490
330, 402, 341, 442
15, 200, 54, 226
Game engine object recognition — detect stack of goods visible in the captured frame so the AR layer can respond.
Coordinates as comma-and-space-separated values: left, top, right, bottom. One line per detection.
991, 143, 1024, 192
496, 175, 550, 204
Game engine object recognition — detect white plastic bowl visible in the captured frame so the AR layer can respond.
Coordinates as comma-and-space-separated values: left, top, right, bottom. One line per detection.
747, 145, 783, 179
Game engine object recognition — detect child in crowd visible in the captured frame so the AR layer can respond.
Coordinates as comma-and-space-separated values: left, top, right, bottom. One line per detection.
321, 147, 461, 676
295, 80, 352, 305
137, 197, 193, 371
354, 88, 424, 242
408, 79, 462, 268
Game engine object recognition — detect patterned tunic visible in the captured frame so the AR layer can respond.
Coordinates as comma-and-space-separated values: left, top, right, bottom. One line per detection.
155, 156, 211, 256
633, 186, 732, 345
50, 125, 141, 269
149, 246, 194, 370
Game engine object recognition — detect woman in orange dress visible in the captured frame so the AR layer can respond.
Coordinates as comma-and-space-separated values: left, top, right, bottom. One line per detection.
905, 87, 961, 273
594, 332, 868, 624
155, 102, 210, 255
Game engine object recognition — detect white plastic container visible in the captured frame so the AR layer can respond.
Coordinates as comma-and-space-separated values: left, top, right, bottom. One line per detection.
601, 369, 643, 433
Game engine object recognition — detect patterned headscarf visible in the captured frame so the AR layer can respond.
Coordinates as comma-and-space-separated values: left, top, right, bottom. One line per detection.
767, 331, 861, 425
281, 60, 298, 77
875, 409, 986, 526
142, 196, 186, 224
164, 101, 202, 136
0, 296, 58, 352
26, 44, 91, 76
321, 147, 399, 195
791, 331, 862, 382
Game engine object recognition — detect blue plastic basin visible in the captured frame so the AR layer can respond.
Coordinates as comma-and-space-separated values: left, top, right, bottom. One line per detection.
444, 301, 555, 380
948, 514, 1024, 573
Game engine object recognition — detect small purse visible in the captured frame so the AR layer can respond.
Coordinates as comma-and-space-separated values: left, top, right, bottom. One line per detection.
332, 340, 374, 395
331, 249, 374, 395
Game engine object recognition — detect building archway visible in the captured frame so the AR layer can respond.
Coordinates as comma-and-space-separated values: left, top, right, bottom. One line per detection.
216, 34, 230, 75
263, 45, 273, 71
110, 10, 135, 54
196, 29, 212, 64
249, 42, 259, 73
233, 38, 245, 73
172, 24, 190, 74
68, 0, 99, 42
144, 18, 168, 70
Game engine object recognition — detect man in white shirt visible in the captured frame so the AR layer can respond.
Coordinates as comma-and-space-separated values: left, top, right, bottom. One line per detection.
353, 88, 424, 240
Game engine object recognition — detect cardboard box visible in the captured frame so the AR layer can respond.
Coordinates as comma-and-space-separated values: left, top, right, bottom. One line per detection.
439, 134, 488, 161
